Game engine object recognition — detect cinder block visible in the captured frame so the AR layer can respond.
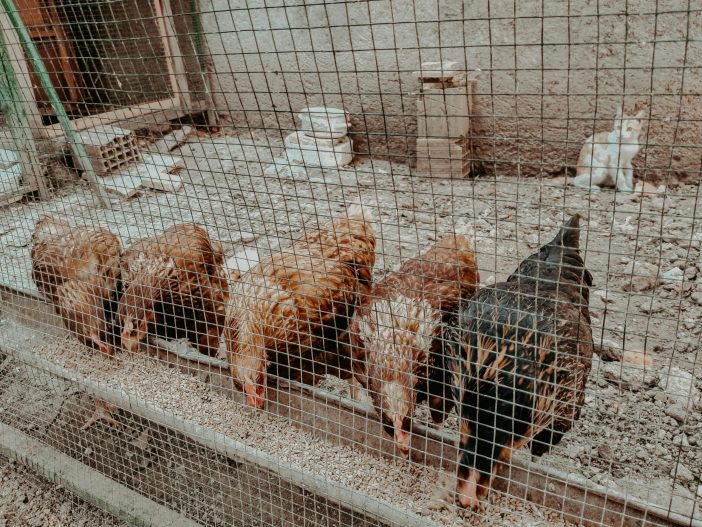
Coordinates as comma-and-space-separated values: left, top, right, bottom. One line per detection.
75, 125, 141, 175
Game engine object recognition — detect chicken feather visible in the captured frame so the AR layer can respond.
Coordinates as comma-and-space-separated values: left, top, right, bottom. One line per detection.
350, 233, 479, 454
447, 215, 593, 510
118, 224, 229, 356
30, 214, 122, 355
224, 205, 376, 409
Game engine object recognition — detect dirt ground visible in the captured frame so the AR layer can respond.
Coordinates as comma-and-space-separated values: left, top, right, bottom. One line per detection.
0, 129, 700, 523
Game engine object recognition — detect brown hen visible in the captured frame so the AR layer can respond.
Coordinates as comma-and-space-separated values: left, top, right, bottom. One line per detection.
31, 214, 122, 355
350, 234, 479, 455
118, 224, 229, 356
224, 205, 376, 409
447, 215, 593, 510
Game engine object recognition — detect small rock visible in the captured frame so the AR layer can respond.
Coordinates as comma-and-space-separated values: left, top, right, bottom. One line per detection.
659, 367, 700, 408
594, 339, 623, 361
653, 390, 668, 404
661, 267, 684, 283
672, 433, 690, 448
670, 462, 695, 483
236, 231, 258, 244
640, 300, 665, 314
594, 290, 616, 304
525, 233, 540, 248
684, 266, 697, 280
601, 361, 659, 391
83, 446, 93, 456
691, 292, 702, 307
620, 261, 660, 291
564, 443, 585, 459
697, 484, 702, 498
665, 403, 688, 423
597, 445, 613, 461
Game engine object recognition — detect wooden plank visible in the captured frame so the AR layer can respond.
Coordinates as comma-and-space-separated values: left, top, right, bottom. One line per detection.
0, 10, 48, 199
0, 8, 46, 138
417, 86, 470, 139
415, 138, 469, 178
414, 60, 465, 82
152, 0, 191, 110
0, 185, 29, 206
42, 97, 181, 138
156, 0, 192, 110
117, 99, 207, 132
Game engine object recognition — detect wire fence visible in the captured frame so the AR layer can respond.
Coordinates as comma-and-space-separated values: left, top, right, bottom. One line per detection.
0, 1, 700, 526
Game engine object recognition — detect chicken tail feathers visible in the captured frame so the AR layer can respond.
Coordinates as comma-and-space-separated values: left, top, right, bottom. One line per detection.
551, 214, 583, 250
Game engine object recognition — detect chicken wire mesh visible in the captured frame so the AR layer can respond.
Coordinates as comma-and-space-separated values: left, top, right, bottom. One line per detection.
0, 1, 701, 527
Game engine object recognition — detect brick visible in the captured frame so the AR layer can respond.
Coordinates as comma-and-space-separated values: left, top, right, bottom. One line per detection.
75, 125, 141, 175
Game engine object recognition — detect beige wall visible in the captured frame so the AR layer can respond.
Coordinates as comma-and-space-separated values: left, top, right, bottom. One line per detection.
202, 0, 701, 179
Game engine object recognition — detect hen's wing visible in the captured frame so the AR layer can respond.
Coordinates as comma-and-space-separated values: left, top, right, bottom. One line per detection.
386, 234, 479, 314
228, 206, 376, 385
31, 215, 122, 301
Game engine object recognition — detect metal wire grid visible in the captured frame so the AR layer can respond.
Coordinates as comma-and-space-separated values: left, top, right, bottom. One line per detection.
0, 0, 700, 526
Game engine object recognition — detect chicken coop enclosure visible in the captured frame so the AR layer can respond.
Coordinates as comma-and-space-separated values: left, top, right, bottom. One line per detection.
0, 0, 701, 526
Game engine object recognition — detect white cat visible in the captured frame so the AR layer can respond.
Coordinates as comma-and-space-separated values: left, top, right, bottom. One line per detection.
573, 108, 647, 192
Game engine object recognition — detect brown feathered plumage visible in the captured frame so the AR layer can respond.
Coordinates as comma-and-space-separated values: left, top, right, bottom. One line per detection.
117, 224, 229, 356
224, 205, 376, 409
350, 234, 479, 455
30, 215, 122, 355
447, 215, 593, 510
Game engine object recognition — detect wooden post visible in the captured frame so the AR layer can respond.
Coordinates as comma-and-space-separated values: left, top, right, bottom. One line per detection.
154, 0, 192, 110
0, 8, 48, 201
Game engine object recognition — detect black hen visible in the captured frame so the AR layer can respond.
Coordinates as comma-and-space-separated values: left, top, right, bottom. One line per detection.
447, 214, 593, 510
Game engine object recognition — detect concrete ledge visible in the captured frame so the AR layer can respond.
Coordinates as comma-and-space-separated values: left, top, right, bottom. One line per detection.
0, 421, 201, 527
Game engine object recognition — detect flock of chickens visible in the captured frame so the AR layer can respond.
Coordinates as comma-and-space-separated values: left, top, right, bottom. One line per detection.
30, 206, 593, 510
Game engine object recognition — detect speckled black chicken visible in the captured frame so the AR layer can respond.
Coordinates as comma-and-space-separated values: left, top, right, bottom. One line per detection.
447, 215, 593, 510
30, 214, 122, 355
118, 224, 229, 356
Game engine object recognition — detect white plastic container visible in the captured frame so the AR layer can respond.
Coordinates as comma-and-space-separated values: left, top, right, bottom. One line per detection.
284, 131, 353, 168
297, 107, 350, 138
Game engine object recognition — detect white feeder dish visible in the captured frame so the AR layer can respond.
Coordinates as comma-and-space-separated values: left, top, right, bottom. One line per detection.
284, 131, 353, 168
297, 107, 350, 138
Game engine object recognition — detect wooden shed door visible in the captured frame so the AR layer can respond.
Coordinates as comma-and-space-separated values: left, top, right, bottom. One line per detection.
15, 0, 83, 111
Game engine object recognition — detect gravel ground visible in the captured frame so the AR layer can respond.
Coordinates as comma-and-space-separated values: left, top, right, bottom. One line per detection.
0, 130, 701, 523
0, 454, 125, 527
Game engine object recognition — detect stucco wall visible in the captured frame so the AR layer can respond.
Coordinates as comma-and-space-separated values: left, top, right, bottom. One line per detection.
202, 0, 701, 179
